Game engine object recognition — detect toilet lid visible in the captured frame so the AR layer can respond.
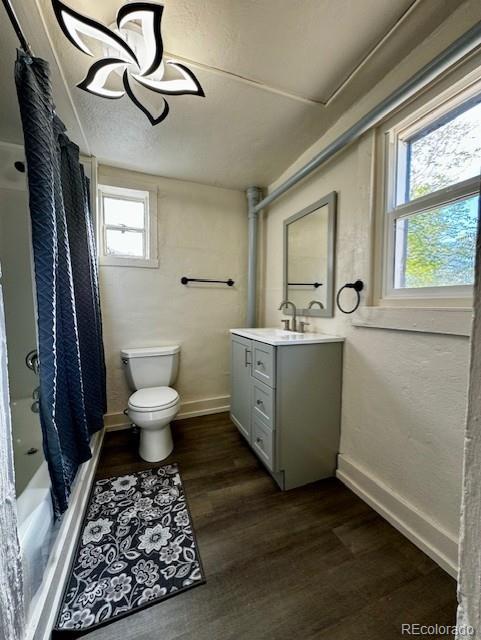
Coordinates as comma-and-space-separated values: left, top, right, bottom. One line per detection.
128, 386, 179, 412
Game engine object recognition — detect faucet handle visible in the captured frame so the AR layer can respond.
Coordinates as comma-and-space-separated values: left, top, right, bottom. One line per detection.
281, 319, 290, 331
299, 321, 310, 333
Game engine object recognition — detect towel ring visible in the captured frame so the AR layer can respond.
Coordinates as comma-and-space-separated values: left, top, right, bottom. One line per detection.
336, 280, 364, 314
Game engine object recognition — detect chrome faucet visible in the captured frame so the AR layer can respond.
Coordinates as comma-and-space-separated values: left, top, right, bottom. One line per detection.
308, 300, 324, 310
278, 300, 297, 331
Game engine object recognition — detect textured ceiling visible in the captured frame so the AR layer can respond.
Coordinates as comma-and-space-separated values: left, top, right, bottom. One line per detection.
0, 0, 462, 189
47, 0, 417, 103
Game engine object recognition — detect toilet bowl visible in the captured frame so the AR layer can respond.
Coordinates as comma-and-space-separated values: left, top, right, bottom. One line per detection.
121, 345, 181, 462
127, 386, 180, 462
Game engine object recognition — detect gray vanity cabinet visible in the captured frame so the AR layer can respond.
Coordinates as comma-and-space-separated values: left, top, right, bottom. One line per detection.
230, 332, 343, 490
252, 341, 276, 387
230, 334, 253, 440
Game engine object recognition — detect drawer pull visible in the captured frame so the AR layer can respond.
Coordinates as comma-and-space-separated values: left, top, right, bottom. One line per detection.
257, 360, 264, 367
256, 399, 263, 406
256, 437, 263, 445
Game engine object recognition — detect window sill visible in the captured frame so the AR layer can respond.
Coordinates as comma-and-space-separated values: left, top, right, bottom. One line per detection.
352, 306, 472, 337
100, 256, 159, 269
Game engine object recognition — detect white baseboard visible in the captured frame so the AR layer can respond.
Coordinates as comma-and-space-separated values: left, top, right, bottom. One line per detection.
30, 430, 104, 640
104, 395, 230, 431
336, 455, 459, 578
104, 420, 131, 432
177, 396, 230, 420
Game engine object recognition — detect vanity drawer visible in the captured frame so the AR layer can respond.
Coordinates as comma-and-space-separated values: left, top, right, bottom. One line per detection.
252, 416, 274, 471
252, 341, 276, 387
252, 379, 275, 430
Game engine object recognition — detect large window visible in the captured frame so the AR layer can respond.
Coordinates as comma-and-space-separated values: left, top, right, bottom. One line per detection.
382, 83, 481, 301
98, 184, 158, 268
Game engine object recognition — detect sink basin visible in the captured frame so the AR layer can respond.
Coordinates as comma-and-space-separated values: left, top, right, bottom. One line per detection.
249, 328, 304, 338
230, 327, 344, 346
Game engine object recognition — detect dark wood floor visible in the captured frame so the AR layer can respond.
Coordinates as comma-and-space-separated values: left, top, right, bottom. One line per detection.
86, 413, 457, 640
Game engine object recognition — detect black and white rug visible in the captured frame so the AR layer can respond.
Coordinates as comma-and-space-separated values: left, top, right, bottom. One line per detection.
53, 464, 205, 636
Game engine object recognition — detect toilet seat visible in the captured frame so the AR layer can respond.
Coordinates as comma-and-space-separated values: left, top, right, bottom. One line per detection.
128, 386, 179, 412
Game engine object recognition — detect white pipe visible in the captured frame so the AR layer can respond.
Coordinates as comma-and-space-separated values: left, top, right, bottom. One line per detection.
253, 19, 481, 214
245, 19, 481, 325
246, 186, 262, 327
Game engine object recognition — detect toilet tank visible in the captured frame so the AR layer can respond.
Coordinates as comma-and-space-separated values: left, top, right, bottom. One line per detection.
121, 346, 180, 390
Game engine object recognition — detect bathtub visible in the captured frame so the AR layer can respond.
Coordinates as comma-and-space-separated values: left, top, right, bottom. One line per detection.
12, 397, 56, 620
17, 436, 103, 640
17, 460, 56, 620
11, 397, 44, 496
11, 396, 105, 639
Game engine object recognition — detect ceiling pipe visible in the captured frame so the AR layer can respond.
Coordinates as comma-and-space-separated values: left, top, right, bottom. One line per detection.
252, 18, 481, 215
246, 186, 263, 328
244, 20, 481, 327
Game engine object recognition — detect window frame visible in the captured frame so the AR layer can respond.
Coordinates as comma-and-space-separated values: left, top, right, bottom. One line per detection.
380, 76, 481, 305
98, 184, 159, 268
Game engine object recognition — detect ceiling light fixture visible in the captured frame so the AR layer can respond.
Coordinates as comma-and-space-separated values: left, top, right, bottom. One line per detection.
51, 0, 205, 125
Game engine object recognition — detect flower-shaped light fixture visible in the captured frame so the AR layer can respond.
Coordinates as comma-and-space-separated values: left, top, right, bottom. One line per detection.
51, 0, 204, 125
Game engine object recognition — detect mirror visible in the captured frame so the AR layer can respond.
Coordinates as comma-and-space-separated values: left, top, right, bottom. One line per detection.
283, 192, 336, 317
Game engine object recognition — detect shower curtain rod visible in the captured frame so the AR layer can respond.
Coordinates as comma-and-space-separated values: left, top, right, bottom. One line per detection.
2, 0, 33, 55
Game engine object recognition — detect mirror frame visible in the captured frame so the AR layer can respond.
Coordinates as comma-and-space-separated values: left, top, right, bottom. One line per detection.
283, 191, 337, 318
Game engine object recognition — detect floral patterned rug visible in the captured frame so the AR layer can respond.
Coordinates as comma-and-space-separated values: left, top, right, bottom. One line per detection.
53, 464, 205, 637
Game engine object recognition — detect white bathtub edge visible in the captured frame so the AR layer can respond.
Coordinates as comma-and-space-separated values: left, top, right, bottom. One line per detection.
17, 463, 51, 539
26, 429, 105, 640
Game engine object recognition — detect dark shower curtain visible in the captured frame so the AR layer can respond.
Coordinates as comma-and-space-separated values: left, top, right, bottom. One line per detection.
14, 51, 106, 515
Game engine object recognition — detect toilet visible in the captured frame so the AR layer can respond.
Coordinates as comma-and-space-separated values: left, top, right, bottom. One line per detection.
121, 345, 181, 462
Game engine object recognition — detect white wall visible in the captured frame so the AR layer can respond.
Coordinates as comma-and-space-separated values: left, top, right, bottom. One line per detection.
259, 1, 481, 575
0, 189, 37, 401
98, 165, 247, 421
261, 129, 468, 580
0, 146, 37, 402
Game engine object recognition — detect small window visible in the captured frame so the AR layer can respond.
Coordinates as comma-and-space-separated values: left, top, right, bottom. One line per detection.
98, 185, 158, 267
383, 86, 481, 301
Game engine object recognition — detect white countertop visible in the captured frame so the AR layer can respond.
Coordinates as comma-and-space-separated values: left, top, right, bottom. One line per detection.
230, 327, 344, 346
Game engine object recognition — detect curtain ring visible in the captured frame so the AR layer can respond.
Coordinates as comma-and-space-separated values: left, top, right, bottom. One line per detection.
336, 280, 364, 314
